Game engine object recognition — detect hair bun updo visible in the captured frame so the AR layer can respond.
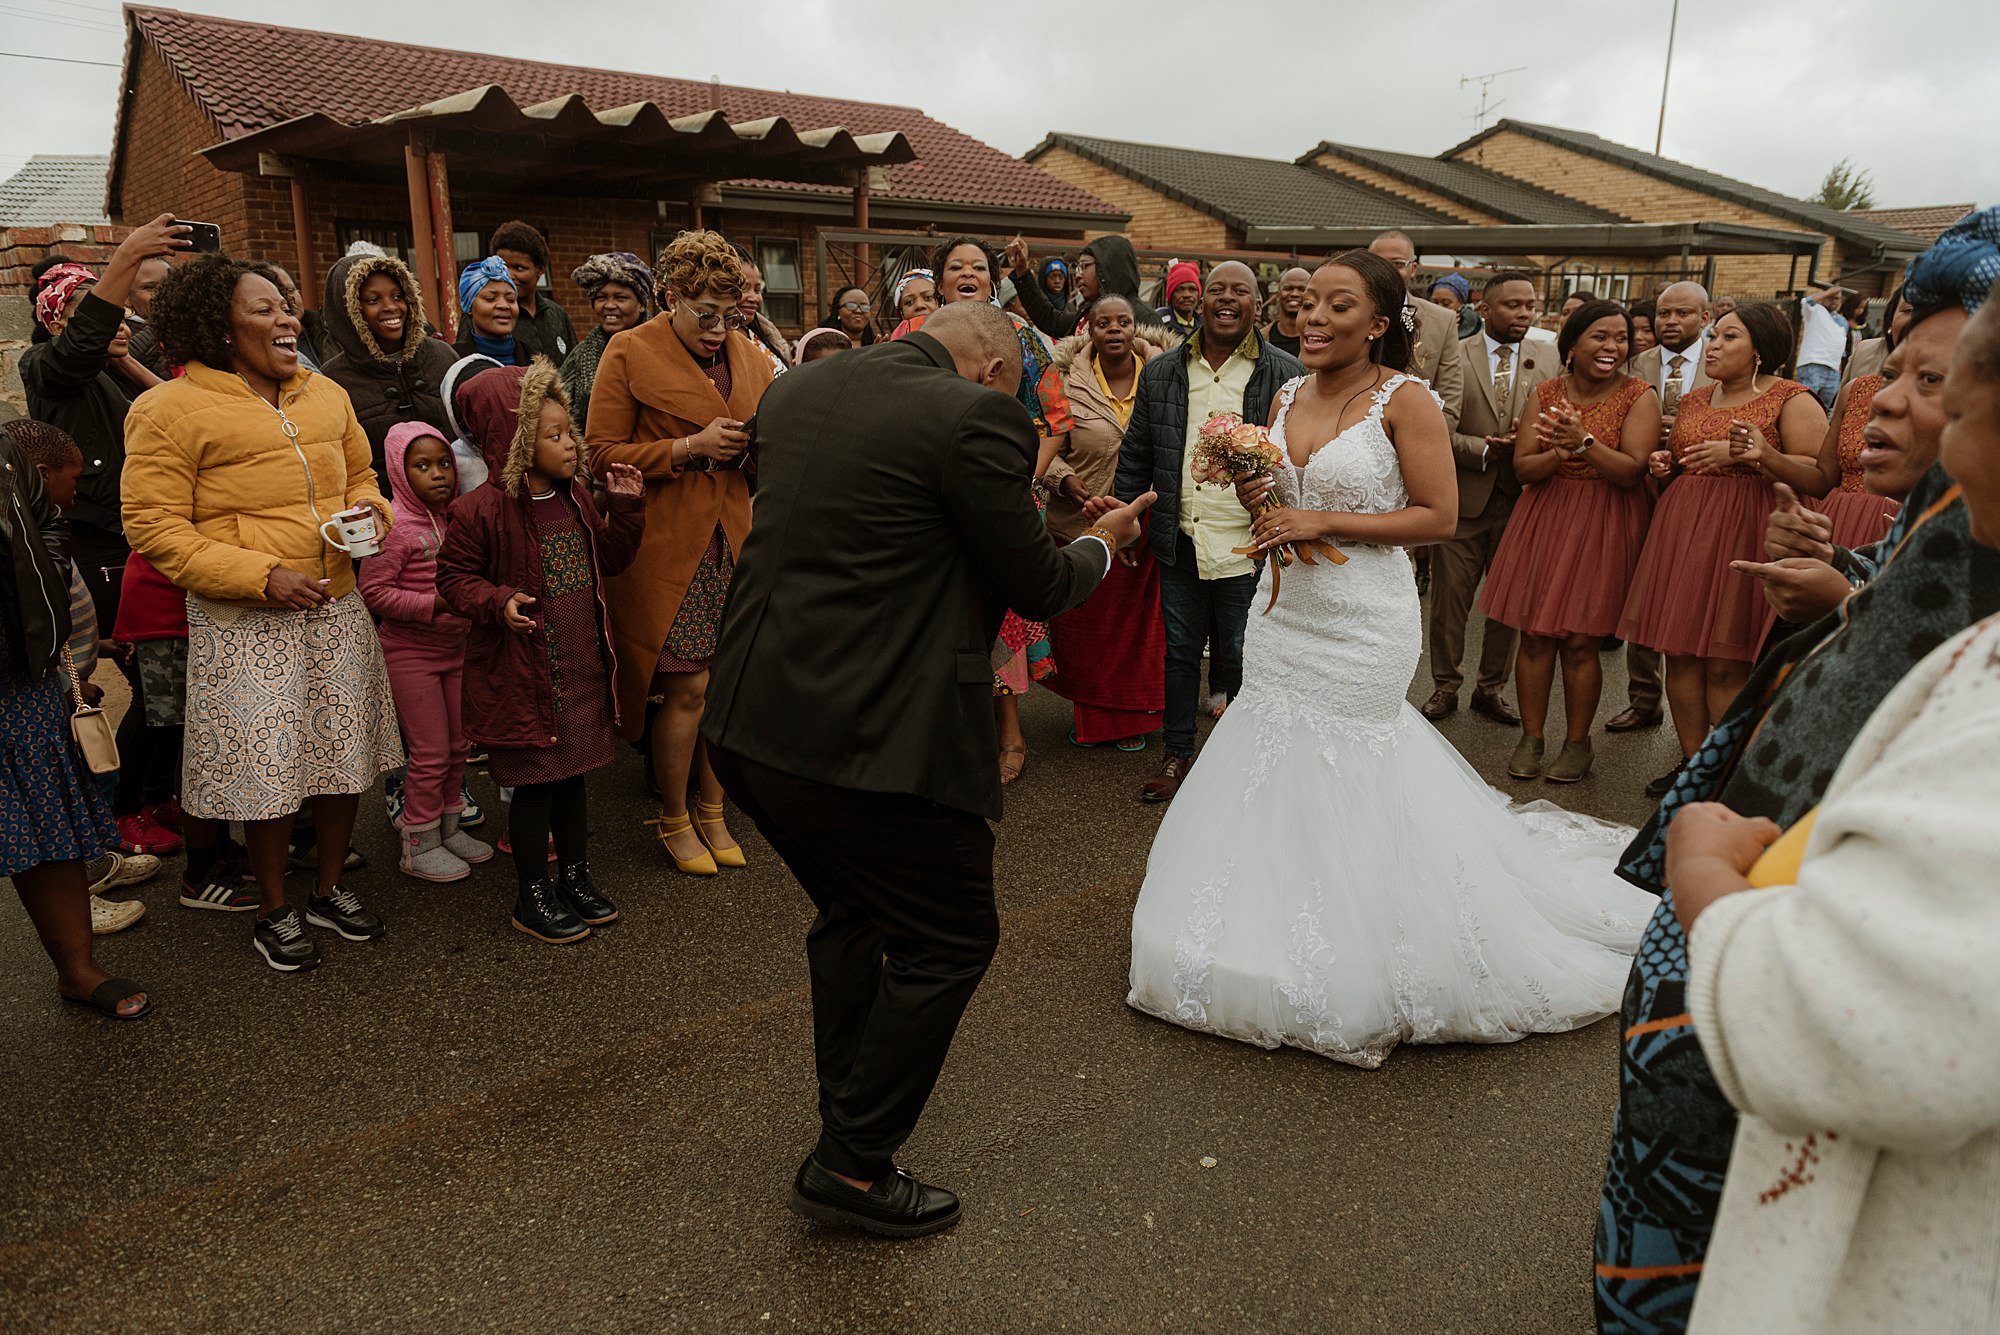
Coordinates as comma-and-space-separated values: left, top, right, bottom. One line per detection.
1319, 249, 1415, 372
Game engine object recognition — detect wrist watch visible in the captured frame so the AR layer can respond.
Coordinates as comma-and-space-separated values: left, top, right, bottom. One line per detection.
1082, 524, 1118, 551
1572, 433, 1597, 457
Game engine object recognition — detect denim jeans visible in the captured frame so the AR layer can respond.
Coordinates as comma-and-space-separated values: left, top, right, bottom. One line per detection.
1158, 532, 1259, 757
1797, 362, 1840, 413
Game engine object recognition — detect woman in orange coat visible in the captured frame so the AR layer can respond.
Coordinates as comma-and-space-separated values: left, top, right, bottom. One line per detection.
586, 231, 774, 874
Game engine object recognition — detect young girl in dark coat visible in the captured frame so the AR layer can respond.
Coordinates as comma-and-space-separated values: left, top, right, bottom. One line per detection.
436, 360, 644, 944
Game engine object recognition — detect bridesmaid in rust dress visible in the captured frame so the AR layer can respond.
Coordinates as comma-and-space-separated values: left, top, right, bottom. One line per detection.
1481, 301, 1659, 784
1805, 371, 1903, 548
1617, 303, 1828, 773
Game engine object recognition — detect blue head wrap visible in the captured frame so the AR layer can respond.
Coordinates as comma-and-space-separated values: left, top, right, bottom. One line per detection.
458, 256, 516, 314
892, 268, 935, 309
1902, 206, 2000, 317
1429, 272, 1472, 305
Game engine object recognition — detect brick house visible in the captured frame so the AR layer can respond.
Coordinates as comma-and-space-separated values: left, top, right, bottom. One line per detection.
1024, 134, 1450, 253
1411, 121, 1924, 298
1032, 123, 1927, 306
106, 6, 1124, 336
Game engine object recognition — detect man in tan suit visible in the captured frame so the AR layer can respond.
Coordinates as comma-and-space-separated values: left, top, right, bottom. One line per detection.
1617, 280, 1714, 732
1421, 270, 1553, 722
1368, 231, 1465, 431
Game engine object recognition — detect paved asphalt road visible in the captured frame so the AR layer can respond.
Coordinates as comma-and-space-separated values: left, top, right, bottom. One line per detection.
1, 616, 1682, 1334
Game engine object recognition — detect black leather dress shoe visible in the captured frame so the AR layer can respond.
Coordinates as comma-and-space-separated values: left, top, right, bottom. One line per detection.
790, 1155, 961, 1238
1644, 762, 1686, 799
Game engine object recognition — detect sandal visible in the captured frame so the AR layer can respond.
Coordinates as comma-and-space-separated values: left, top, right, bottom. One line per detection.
998, 744, 1028, 786
60, 977, 152, 1021
1115, 736, 1148, 753
1068, 729, 1105, 749
645, 811, 717, 876
693, 800, 747, 869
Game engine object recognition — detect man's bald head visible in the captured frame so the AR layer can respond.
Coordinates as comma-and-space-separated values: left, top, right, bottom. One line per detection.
1654, 281, 1712, 353
1368, 231, 1417, 291
1207, 260, 1257, 291
924, 300, 1022, 397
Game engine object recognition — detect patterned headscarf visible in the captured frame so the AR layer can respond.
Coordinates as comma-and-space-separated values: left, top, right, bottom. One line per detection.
458, 256, 516, 314
892, 268, 935, 310
570, 252, 656, 313
1903, 205, 2000, 316
33, 262, 96, 332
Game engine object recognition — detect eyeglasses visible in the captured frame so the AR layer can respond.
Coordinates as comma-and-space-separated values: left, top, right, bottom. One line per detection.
685, 308, 747, 331
839, 300, 872, 313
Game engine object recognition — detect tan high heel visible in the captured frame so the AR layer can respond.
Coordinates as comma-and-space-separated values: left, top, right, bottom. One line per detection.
645, 811, 717, 876
694, 800, 747, 869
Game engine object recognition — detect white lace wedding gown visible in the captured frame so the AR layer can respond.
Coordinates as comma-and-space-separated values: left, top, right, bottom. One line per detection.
1127, 375, 1657, 1068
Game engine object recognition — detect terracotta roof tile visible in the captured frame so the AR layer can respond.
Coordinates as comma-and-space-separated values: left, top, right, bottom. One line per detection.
124, 6, 1120, 220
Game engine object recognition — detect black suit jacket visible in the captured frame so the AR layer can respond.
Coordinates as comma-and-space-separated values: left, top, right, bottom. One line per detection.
703, 332, 1108, 820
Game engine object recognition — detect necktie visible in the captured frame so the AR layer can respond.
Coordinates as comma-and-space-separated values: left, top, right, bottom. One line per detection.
1493, 344, 1513, 406
1664, 354, 1685, 415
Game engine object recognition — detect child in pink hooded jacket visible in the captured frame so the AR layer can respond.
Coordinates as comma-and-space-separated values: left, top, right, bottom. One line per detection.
360, 421, 492, 881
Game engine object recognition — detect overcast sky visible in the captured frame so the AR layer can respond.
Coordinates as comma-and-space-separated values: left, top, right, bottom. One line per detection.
3, 0, 1995, 210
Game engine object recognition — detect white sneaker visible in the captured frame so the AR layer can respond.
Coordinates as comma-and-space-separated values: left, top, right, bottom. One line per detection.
88, 849, 162, 894
90, 894, 146, 935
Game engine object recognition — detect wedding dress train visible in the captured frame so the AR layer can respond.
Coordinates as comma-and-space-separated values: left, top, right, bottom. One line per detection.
1127, 375, 1656, 1068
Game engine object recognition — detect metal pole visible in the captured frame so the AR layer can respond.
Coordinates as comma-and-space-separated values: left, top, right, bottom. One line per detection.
1654, 0, 1680, 155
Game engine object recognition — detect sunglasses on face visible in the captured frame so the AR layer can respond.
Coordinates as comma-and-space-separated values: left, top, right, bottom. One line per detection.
840, 300, 872, 313
685, 307, 747, 330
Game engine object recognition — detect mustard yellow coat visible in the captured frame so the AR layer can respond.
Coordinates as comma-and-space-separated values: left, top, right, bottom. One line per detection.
122, 360, 389, 606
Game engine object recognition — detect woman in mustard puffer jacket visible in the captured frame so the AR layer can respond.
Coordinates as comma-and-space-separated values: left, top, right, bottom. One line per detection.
122, 253, 404, 976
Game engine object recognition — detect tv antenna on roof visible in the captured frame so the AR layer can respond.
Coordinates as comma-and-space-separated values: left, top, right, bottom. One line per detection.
1461, 67, 1526, 134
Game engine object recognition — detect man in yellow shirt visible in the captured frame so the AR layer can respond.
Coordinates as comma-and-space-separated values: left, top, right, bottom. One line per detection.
1111, 261, 1304, 803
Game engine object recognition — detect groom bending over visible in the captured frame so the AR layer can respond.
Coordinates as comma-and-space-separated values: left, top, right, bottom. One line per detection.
705, 301, 1155, 1237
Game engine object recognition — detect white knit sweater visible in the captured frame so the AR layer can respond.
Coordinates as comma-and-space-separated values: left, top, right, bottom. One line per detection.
1687, 615, 2000, 1334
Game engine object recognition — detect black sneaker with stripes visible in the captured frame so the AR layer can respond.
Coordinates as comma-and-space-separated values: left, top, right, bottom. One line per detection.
305, 885, 385, 941
180, 872, 258, 912
253, 906, 321, 973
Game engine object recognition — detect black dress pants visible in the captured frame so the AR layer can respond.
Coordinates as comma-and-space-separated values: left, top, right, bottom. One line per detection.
710, 747, 999, 1180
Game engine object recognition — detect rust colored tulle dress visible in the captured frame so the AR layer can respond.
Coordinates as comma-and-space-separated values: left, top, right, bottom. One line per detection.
1808, 373, 1901, 550
1617, 379, 1810, 662
1480, 376, 1656, 638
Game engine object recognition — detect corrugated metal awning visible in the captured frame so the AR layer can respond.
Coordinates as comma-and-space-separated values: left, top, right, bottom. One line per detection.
199, 84, 915, 194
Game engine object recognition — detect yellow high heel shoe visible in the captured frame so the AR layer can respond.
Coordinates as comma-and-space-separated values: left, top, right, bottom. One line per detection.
645, 811, 717, 876
694, 800, 748, 869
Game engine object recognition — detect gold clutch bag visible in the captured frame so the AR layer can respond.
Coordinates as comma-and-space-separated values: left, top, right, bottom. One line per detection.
60, 653, 120, 775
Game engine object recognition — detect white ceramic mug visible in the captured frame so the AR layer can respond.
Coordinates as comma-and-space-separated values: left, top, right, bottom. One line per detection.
320, 506, 382, 559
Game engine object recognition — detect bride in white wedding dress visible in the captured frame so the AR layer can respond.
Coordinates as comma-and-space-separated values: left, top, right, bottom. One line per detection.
1127, 254, 1657, 1069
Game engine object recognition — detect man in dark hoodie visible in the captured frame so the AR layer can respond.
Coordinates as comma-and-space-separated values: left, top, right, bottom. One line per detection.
1008, 234, 1148, 340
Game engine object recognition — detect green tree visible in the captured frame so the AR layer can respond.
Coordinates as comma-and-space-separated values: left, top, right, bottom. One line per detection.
1814, 158, 1878, 211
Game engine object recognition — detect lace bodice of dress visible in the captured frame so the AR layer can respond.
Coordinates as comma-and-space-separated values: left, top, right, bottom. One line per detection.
1232, 374, 1436, 779
1267, 374, 1425, 520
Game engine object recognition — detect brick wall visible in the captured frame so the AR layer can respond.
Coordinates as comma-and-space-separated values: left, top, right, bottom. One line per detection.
115, 41, 249, 244
1307, 152, 1505, 225
1030, 148, 1237, 251
0, 224, 135, 298
1444, 130, 1846, 298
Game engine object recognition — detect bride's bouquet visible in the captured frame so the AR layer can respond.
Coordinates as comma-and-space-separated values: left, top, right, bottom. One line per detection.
1190, 413, 1345, 606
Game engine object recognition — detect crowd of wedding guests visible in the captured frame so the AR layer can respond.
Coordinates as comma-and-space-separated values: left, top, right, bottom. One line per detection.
10, 195, 1997, 1330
